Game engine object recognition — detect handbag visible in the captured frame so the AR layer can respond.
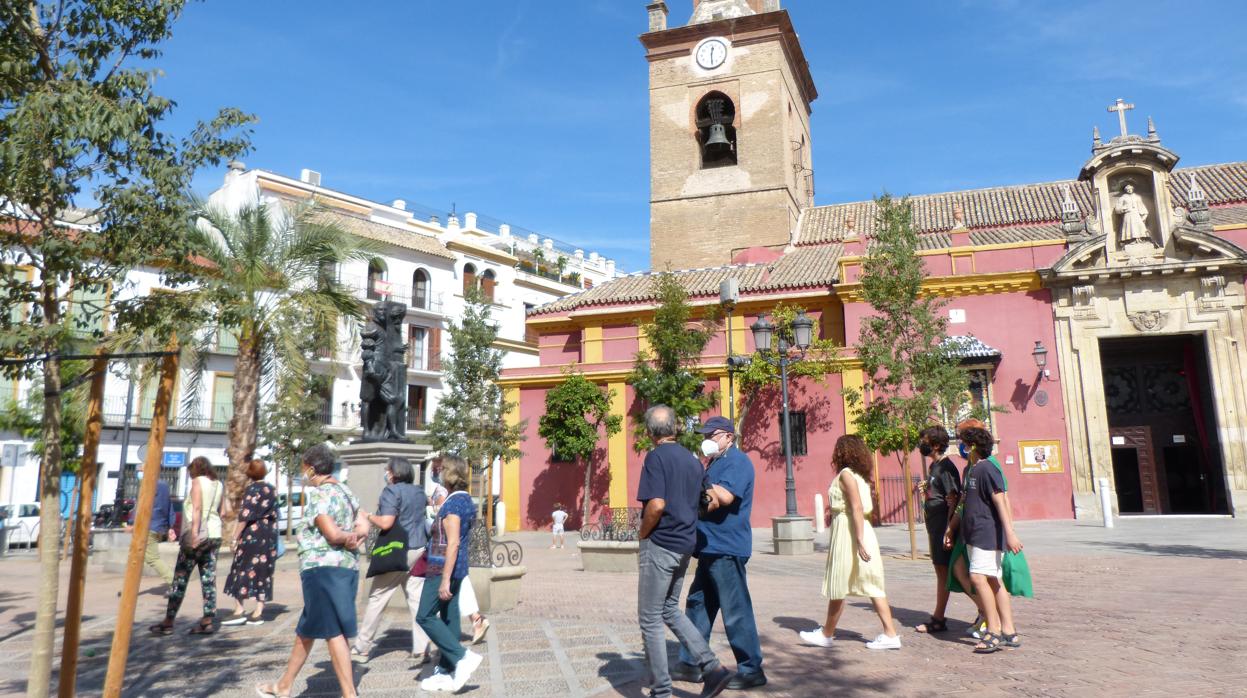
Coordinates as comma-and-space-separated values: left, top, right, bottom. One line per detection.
366, 520, 409, 578
275, 536, 287, 558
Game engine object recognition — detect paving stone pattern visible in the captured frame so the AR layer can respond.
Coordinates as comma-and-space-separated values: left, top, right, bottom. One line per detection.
0, 518, 1244, 697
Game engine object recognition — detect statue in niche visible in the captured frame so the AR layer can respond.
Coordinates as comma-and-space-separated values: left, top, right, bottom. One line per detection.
1114, 181, 1153, 247
359, 301, 408, 442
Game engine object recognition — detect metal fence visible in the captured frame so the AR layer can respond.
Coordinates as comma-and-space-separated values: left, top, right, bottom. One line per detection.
580, 507, 642, 542
877, 475, 926, 525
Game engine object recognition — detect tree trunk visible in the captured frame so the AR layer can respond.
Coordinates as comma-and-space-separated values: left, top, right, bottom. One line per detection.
225, 324, 262, 524
899, 446, 918, 560
581, 456, 593, 530
28, 284, 63, 698
62, 473, 81, 560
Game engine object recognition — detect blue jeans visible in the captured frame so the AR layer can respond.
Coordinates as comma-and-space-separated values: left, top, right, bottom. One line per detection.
679, 554, 763, 676
638, 539, 718, 698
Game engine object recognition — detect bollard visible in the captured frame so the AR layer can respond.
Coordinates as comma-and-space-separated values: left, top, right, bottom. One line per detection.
1098, 477, 1113, 528
495, 501, 506, 537
813, 493, 826, 534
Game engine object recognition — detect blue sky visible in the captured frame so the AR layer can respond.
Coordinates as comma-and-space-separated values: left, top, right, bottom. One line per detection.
157, 0, 1247, 272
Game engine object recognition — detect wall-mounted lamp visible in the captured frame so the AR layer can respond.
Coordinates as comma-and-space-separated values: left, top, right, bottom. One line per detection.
1031, 340, 1049, 380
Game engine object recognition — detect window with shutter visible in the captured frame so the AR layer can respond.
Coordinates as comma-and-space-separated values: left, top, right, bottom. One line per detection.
427, 327, 442, 371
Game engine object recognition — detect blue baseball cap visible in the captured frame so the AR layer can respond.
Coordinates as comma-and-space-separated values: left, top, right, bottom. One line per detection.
695, 416, 735, 435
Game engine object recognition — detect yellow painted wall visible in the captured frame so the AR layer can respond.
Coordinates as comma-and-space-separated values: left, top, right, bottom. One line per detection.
841, 367, 864, 431
607, 381, 629, 508
582, 324, 603, 363
503, 387, 522, 532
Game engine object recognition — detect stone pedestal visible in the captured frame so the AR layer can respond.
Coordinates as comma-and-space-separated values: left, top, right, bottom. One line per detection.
337, 440, 434, 517
91, 527, 129, 551
771, 515, 814, 555
577, 540, 639, 572
468, 565, 526, 613
338, 440, 433, 613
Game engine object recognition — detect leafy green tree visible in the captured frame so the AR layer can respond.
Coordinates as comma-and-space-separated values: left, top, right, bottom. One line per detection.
627, 272, 719, 452
428, 286, 525, 486
0, 3, 253, 689
538, 370, 622, 526
733, 302, 841, 430
175, 201, 368, 515
843, 195, 969, 559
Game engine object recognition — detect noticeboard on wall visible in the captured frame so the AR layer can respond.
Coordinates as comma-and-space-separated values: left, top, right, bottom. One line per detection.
1018, 440, 1063, 474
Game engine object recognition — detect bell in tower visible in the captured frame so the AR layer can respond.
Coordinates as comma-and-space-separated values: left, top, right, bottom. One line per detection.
697, 94, 737, 168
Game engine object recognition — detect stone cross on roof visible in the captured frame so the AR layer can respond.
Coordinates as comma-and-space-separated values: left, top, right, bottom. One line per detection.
1107, 98, 1135, 137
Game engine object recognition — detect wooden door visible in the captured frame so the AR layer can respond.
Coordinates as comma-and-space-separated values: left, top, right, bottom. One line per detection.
1110, 426, 1160, 513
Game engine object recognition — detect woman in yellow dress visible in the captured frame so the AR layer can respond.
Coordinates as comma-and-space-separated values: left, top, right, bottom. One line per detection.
799, 435, 901, 650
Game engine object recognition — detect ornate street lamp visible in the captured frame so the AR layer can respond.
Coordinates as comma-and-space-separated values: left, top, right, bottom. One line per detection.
749, 311, 814, 518
1031, 340, 1048, 380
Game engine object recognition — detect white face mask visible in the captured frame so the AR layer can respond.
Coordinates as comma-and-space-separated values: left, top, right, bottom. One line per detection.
700, 439, 721, 458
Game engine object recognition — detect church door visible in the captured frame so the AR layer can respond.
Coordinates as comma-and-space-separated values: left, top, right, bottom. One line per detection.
1099, 335, 1228, 514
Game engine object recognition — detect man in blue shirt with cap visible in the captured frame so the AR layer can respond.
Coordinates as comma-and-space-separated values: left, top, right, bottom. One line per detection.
671, 415, 766, 690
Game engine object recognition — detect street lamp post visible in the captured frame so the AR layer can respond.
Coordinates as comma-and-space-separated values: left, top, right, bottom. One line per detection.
748, 311, 816, 553
109, 364, 137, 528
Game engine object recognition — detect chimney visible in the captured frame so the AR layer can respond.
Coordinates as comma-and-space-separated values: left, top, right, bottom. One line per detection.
605, 259, 616, 276
527, 233, 539, 245
299, 168, 321, 186
499, 224, 511, 238
428, 215, 440, 226
574, 249, 584, 259
647, 1, 668, 31
759, 0, 780, 12
225, 160, 246, 184
447, 213, 460, 231
464, 212, 478, 229
391, 199, 406, 211
542, 238, 554, 251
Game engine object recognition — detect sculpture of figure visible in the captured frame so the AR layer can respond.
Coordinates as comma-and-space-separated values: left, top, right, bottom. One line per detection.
1114, 182, 1152, 246
359, 301, 408, 441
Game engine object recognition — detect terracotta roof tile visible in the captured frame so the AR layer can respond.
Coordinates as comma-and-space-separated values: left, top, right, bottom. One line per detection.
311, 210, 455, 260
798, 161, 1247, 245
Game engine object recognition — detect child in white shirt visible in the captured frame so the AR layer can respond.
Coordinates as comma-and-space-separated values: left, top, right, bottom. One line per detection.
551, 503, 569, 549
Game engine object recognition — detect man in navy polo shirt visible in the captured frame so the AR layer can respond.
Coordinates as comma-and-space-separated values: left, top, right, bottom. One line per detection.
636, 405, 732, 698
672, 415, 766, 690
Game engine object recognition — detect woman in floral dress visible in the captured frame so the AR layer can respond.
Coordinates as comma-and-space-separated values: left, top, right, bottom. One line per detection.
222, 458, 278, 625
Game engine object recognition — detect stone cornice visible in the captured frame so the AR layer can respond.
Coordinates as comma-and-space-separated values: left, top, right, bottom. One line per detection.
445, 239, 517, 266
497, 356, 863, 389
833, 271, 1042, 303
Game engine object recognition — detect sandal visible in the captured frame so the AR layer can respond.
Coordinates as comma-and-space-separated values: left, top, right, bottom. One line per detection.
915, 616, 948, 633
148, 623, 173, 636
974, 632, 1002, 654
255, 682, 291, 698
471, 617, 491, 644
966, 616, 986, 639
189, 618, 216, 635
1001, 632, 1021, 649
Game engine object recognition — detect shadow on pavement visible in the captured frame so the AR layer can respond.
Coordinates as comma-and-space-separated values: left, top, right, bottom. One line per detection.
1083, 540, 1247, 560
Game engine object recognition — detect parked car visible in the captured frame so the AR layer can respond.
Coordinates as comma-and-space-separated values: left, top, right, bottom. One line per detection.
1, 503, 42, 548
276, 491, 304, 535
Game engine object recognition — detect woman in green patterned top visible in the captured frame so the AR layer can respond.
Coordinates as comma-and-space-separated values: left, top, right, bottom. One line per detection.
257, 444, 368, 698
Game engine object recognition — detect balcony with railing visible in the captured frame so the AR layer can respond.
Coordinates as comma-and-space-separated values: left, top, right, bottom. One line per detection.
340, 274, 445, 315
102, 396, 235, 432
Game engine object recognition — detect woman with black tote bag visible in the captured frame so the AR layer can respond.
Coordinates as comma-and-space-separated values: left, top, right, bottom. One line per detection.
350, 457, 431, 663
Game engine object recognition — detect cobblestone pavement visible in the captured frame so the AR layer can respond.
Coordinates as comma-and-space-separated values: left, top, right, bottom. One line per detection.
1, 518, 1245, 697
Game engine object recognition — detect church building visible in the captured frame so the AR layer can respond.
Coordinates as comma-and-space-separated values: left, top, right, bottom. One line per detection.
496, 0, 1247, 532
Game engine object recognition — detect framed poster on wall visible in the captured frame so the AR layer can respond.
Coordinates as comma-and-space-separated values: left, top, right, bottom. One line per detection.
1018, 440, 1063, 474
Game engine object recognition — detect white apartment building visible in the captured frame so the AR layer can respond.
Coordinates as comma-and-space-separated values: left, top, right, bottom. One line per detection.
0, 165, 622, 530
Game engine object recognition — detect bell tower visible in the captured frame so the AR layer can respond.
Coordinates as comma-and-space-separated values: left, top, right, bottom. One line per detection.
641, 0, 818, 269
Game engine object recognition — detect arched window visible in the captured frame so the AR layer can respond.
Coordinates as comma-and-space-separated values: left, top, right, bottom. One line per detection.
366, 259, 387, 300
462, 263, 477, 296
480, 269, 496, 303
695, 92, 737, 169
412, 268, 430, 310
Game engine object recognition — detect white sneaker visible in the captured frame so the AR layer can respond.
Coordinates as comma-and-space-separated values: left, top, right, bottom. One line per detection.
451, 649, 483, 690
799, 628, 835, 648
420, 672, 454, 692
866, 633, 902, 650
350, 649, 369, 664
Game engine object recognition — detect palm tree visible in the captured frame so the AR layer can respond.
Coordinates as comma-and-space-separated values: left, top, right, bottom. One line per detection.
182, 200, 370, 511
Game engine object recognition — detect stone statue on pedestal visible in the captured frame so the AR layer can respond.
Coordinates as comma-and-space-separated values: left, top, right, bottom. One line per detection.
359, 301, 408, 442
1114, 182, 1153, 247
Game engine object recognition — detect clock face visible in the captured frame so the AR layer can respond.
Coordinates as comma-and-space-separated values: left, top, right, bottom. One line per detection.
695, 38, 729, 70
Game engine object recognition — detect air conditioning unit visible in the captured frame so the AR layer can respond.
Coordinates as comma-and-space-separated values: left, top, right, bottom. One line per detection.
300, 169, 322, 186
